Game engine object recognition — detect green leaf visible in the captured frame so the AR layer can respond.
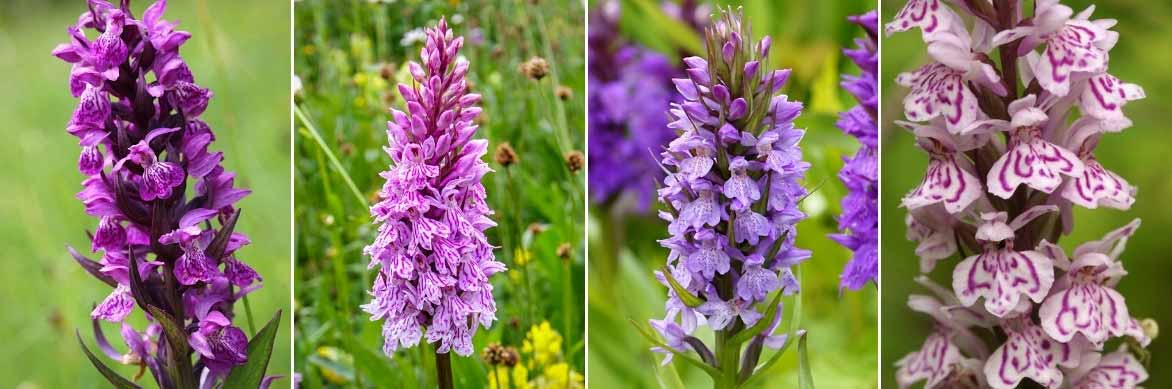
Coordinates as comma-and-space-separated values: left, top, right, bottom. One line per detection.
76, 330, 143, 389
798, 332, 815, 389
343, 336, 400, 387
660, 266, 705, 308
146, 305, 196, 389
224, 310, 284, 388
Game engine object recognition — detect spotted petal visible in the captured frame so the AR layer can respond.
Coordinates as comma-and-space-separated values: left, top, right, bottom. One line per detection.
953, 249, 1055, 317
903, 153, 982, 213
987, 138, 1085, 198
1061, 157, 1135, 210
1080, 73, 1144, 131
885, 0, 959, 39
1039, 281, 1129, 345
1034, 20, 1111, 96
897, 63, 980, 133
984, 321, 1078, 389
895, 331, 966, 388
1072, 350, 1149, 389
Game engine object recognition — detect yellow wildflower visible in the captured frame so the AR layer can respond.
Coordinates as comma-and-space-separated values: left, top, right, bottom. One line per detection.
513, 247, 531, 266
538, 363, 584, 389
488, 364, 530, 389
522, 321, 562, 368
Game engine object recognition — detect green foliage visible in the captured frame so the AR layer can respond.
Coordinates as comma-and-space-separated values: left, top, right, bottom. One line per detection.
879, 1, 1172, 388
0, 1, 292, 387
224, 311, 285, 388
293, 0, 586, 387
588, 1, 877, 387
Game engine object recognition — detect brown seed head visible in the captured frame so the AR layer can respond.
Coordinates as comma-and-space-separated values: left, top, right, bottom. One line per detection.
379, 62, 395, 80
494, 142, 518, 167
520, 56, 550, 80
556, 242, 572, 260
482, 343, 506, 365
501, 346, 521, 367
555, 85, 573, 101
565, 150, 584, 173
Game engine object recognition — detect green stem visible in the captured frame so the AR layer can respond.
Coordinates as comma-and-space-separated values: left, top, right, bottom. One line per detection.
715, 330, 740, 389
242, 294, 257, 335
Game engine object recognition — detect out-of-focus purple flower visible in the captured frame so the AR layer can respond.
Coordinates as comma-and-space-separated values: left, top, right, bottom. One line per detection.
362, 18, 504, 359
57, 1, 262, 386
588, 1, 679, 213
648, 8, 810, 382
888, 1, 1153, 387
832, 11, 879, 291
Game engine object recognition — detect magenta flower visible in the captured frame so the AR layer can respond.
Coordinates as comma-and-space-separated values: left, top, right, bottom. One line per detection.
57, 1, 277, 387
361, 18, 504, 376
888, 1, 1154, 387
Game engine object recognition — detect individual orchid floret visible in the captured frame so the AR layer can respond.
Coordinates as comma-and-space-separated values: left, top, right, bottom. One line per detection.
1068, 348, 1150, 389
885, 0, 963, 39
991, 0, 1117, 96
1037, 219, 1138, 345
899, 120, 985, 214
952, 206, 1058, 317
895, 279, 991, 388
896, 62, 984, 133
57, 1, 275, 387
645, 8, 811, 385
986, 95, 1085, 199
361, 18, 504, 377
983, 317, 1082, 389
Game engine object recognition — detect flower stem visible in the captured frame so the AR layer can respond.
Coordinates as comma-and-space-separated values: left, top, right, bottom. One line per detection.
435, 350, 454, 389
715, 330, 741, 389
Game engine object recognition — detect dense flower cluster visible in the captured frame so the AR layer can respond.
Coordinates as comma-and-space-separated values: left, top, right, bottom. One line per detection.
832, 11, 879, 291
362, 18, 505, 358
888, 1, 1153, 387
587, 0, 679, 212
649, 8, 810, 379
56, 0, 261, 385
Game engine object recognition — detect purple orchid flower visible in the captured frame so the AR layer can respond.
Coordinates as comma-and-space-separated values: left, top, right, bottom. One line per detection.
888, 1, 1155, 387
57, 1, 274, 387
646, 8, 811, 385
361, 17, 503, 389
833, 11, 879, 291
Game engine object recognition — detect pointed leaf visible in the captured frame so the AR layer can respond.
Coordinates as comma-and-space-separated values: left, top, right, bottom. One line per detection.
205, 208, 241, 259
77, 330, 143, 389
224, 310, 283, 388
798, 332, 815, 389
660, 266, 705, 308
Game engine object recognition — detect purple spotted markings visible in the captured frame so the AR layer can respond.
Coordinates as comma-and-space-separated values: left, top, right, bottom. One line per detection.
888, 0, 1155, 388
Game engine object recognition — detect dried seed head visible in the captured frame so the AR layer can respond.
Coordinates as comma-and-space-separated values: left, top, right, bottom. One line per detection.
565, 150, 584, 173
556, 242, 572, 260
556, 85, 573, 100
500, 346, 520, 367
520, 56, 549, 80
379, 62, 395, 80
527, 223, 545, 236
482, 343, 506, 365
494, 142, 518, 167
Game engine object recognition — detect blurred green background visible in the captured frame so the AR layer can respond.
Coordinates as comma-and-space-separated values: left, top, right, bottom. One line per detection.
293, 0, 585, 387
880, 1, 1172, 387
588, 1, 878, 388
0, 0, 292, 387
